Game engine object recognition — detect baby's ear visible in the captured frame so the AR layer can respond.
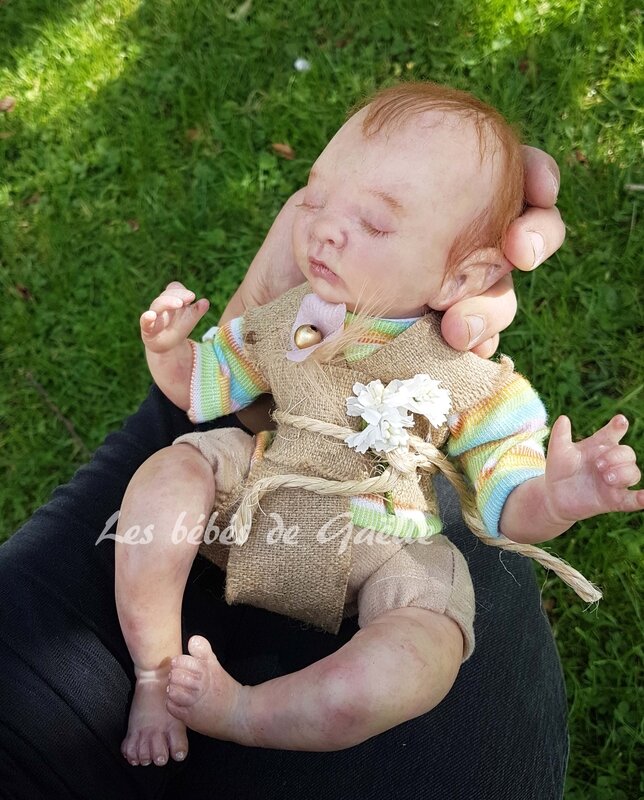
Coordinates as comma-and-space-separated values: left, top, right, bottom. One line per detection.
432, 248, 513, 310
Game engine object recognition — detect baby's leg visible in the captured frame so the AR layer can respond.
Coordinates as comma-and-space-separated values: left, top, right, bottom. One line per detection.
167, 607, 462, 750
115, 443, 213, 766
116, 430, 253, 766
167, 535, 471, 750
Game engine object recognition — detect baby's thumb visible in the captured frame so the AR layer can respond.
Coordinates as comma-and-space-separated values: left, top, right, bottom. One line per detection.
179, 298, 211, 337
547, 415, 573, 463
191, 297, 210, 323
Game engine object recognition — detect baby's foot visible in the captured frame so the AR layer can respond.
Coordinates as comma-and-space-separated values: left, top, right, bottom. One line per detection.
121, 667, 189, 766
166, 636, 249, 744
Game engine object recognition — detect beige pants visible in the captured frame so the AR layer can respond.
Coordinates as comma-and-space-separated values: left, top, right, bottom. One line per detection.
174, 427, 475, 660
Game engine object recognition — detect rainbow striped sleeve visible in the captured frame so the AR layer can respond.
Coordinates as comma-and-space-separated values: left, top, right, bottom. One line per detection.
187, 317, 270, 423
447, 373, 548, 537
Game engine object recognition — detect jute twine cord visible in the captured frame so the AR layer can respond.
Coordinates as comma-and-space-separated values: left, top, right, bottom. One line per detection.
230, 410, 602, 603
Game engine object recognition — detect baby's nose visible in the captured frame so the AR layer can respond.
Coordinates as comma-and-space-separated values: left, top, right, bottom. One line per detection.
311, 213, 347, 249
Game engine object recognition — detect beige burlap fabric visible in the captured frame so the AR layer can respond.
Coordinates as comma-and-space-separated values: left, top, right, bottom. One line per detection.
197, 284, 512, 633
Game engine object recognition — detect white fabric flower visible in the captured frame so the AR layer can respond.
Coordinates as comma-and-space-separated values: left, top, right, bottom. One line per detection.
344, 374, 451, 455
346, 380, 410, 423
345, 408, 413, 454
399, 374, 451, 427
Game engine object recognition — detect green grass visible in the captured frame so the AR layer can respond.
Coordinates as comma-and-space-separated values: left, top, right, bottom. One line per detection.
1, 1, 642, 796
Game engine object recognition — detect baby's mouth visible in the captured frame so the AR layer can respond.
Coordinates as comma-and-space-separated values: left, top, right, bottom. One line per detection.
309, 257, 339, 282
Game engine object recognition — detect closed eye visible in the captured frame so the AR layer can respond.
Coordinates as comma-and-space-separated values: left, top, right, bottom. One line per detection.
360, 219, 390, 238
296, 192, 325, 210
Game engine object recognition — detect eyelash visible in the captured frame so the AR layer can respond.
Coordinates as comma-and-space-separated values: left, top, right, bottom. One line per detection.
360, 220, 389, 238
297, 202, 390, 238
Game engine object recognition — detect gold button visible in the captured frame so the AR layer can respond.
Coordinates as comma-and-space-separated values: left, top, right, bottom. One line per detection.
294, 324, 323, 348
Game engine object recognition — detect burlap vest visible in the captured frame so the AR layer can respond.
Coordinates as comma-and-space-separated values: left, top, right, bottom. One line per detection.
199, 284, 513, 632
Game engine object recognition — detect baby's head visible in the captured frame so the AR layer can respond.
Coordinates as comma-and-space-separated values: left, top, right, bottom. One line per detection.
292, 81, 524, 318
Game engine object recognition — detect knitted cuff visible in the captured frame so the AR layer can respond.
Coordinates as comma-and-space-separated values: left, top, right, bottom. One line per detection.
480, 465, 546, 537
188, 339, 223, 423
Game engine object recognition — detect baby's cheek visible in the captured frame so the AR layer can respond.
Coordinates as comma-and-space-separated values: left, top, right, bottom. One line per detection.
293, 215, 310, 248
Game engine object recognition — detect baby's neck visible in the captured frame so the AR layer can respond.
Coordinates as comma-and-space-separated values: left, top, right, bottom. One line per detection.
345, 304, 425, 321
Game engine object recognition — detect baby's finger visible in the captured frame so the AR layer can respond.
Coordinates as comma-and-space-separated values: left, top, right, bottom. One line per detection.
140, 309, 170, 338
613, 488, 644, 514
140, 309, 160, 334
149, 292, 185, 314
596, 445, 637, 472
547, 415, 574, 460
164, 281, 196, 304
599, 462, 641, 489
589, 415, 630, 449
165, 297, 210, 339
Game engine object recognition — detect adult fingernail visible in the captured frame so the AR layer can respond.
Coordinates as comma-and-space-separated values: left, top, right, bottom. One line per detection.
528, 231, 545, 269
547, 167, 560, 199
465, 315, 485, 347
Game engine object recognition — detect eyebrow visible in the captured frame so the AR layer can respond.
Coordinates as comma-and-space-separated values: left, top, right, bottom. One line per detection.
308, 169, 404, 214
368, 188, 404, 214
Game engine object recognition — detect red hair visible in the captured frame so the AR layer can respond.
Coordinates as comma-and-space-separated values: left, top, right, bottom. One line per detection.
355, 82, 524, 272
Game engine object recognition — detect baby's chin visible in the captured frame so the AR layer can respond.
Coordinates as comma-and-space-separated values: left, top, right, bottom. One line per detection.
347, 300, 426, 319
301, 274, 425, 319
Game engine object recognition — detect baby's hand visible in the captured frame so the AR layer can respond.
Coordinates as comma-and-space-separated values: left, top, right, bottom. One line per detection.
140, 281, 210, 354
544, 414, 644, 525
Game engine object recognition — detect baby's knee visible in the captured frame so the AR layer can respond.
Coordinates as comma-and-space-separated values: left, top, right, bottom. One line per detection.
172, 443, 216, 486
171, 428, 255, 498
357, 536, 476, 661
134, 444, 214, 494
373, 607, 465, 670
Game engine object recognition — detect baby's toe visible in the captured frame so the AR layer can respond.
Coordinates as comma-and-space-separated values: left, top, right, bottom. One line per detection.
168, 727, 189, 762
138, 735, 152, 766
187, 634, 215, 661
122, 734, 140, 766
151, 732, 169, 766
172, 653, 200, 672
167, 680, 198, 706
170, 666, 201, 688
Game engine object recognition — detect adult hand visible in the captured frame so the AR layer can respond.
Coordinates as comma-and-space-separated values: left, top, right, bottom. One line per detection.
219, 189, 307, 325
441, 146, 565, 357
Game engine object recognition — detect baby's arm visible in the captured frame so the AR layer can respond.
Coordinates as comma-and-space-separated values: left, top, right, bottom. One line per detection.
140, 280, 269, 420
500, 414, 644, 543
447, 376, 643, 544
140, 282, 210, 410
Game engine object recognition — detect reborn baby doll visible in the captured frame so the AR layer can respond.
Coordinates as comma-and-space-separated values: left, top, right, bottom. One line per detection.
115, 82, 644, 767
